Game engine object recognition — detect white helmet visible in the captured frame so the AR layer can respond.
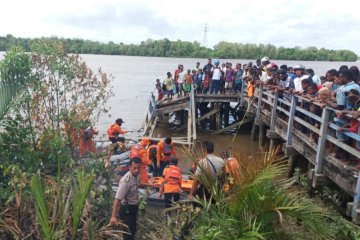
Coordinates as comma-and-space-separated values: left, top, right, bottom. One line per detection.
261, 56, 270, 63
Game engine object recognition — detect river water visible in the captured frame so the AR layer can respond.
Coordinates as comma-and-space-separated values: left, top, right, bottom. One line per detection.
1, 52, 359, 154
80, 54, 359, 153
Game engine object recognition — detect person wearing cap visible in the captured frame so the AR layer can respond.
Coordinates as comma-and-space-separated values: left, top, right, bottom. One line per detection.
110, 157, 141, 240
159, 157, 182, 210
210, 60, 223, 94
260, 56, 271, 82
107, 119, 129, 153
156, 137, 176, 177
292, 65, 309, 93
130, 137, 151, 185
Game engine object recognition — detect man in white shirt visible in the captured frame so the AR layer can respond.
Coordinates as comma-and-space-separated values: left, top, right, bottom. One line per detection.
293, 65, 309, 93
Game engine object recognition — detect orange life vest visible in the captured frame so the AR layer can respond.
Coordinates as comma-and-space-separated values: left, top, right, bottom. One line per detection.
130, 143, 145, 159
164, 165, 181, 185
107, 123, 117, 138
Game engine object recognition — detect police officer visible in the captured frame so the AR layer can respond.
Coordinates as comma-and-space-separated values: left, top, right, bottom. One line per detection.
110, 157, 141, 240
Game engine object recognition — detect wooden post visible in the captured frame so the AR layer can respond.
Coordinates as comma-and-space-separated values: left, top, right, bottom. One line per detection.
209, 103, 216, 130
240, 79, 245, 107
287, 153, 298, 178
250, 120, 257, 141
285, 95, 298, 152
190, 85, 197, 142
270, 93, 279, 131
312, 107, 330, 188
215, 103, 222, 130
352, 171, 360, 223
187, 108, 192, 146
224, 102, 230, 127
258, 124, 265, 147
256, 85, 263, 119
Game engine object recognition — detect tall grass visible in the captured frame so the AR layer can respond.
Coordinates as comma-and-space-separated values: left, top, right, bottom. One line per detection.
160, 146, 337, 239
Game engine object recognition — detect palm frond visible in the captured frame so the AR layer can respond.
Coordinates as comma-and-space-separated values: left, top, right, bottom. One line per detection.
30, 174, 52, 240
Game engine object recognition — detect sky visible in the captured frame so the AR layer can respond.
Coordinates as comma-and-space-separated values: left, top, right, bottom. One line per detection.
1, 0, 360, 55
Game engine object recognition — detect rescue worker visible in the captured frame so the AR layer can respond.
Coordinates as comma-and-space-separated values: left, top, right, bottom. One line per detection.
110, 157, 141, 240
130, 137, 151, 185
224, 157, 241, 192
189, 141, 225, 200
156, 137, 176, 177
159, 157, 182, 209
79, 125, 98, 157
107, 118, 128, 153
147, 143, 158, 176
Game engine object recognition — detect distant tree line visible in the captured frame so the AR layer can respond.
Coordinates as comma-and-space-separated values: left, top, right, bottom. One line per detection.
0, 34, 358, 61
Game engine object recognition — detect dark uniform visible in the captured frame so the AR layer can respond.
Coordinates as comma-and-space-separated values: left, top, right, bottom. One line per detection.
115, 170, 139, 240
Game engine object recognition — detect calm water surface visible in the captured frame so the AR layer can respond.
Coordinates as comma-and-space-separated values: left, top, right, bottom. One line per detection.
1, 52, 359, 153
81, 54, 359, 153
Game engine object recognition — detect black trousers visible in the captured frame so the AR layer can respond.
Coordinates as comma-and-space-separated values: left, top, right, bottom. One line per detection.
119, 204, 138, 240
164, 192, 180, 208
157, 161, 169, 177
109, 137, 125, 153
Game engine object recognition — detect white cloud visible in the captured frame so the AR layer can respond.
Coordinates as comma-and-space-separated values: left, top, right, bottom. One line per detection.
1, 0, 360, 54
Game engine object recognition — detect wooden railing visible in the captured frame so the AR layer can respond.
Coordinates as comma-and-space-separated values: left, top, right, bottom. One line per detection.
248, 84, 360, 223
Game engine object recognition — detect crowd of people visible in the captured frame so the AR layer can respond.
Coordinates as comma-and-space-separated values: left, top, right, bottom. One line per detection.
155, 57, 360, 161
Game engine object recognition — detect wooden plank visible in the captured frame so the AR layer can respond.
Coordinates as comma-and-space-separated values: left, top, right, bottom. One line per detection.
329, 122, 360, 142
285, 95, 298, 147
148, 116, 158, 138
276, 106, 290, 116
240, 80, 245, 106
156, 102, 189, 115
212, 117, 253, 135
195, 108, 220, 123
215, 103, 222, 130
294, 116, 320, 134
256, 85, 263, 119
277, 97, 292, 107
326, 135, 360, 158
295, 106, 322, 122
187, 108, 191, 145
270, 93, 279, 131
312, 108, 330, 187
190, 86, 197, 142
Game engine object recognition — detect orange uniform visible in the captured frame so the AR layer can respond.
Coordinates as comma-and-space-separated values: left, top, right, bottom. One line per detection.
225, 157, 241, 184
156, 140, 176, 167
107, 123, 126, 138
161, 165, 182, 193
247, 81, 254, 97
79, 127, 97, 157
130, 142, 151, 184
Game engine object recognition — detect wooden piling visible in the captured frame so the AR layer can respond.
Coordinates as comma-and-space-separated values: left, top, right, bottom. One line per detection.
250, 120, 257, 141
258, 123, 265, 147
224, 102, 230, 127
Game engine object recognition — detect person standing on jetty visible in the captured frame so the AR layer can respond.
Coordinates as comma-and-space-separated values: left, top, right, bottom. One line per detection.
110, 157, 141, 240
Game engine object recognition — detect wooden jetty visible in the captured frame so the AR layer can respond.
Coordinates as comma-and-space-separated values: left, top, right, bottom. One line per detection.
142, 83, 360, 224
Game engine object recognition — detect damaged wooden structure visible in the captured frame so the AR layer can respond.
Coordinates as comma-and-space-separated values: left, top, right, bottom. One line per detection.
142, 82, 360, 224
